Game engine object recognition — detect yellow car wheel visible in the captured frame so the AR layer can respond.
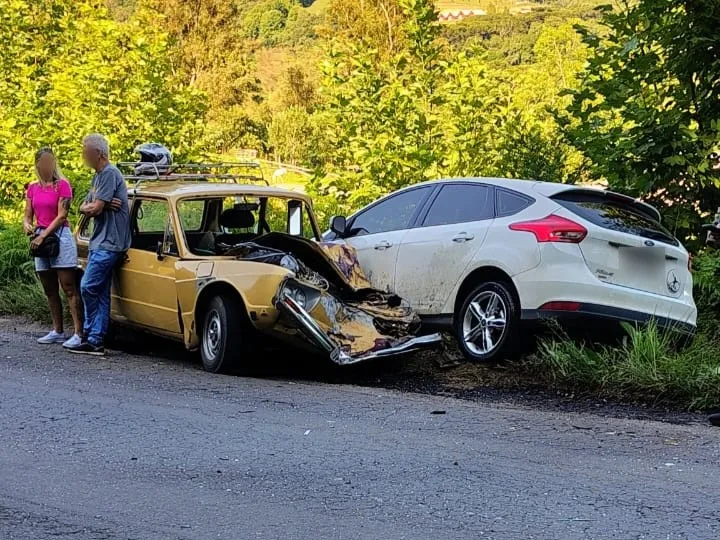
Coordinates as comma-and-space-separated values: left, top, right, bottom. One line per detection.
200, 295, 244, 373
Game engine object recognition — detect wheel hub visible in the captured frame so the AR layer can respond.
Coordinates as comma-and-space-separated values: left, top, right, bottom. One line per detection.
203, 310, 222, 360
462, 291, 507, 356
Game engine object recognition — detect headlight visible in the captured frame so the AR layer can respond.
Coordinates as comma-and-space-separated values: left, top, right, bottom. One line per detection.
280, 279, 323, 312
280, 255, 301, 274
284, 283, 307, 309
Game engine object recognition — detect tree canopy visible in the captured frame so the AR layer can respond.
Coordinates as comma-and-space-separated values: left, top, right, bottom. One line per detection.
563, 0, 720, 240
3, 0, 718, 245
0, 0, 206, 201
310, 0, 590, 215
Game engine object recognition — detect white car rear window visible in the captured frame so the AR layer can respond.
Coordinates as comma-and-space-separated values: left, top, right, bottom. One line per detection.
553, 191, 678, 246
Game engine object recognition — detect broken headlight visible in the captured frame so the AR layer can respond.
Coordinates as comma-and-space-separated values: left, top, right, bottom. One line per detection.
280, 279, 321, 312
279, 255, 301, 274
284, 283, 307, 309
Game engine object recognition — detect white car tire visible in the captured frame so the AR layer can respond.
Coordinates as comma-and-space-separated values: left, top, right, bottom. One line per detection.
455, 281, 519, 362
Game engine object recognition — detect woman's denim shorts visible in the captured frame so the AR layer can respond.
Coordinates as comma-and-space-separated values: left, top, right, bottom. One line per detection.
35, 226, 78, 272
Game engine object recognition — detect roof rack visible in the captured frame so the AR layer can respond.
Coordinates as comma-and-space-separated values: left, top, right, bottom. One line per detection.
116, 161, 269, 189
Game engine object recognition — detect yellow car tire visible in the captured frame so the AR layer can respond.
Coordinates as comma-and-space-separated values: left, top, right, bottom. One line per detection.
200, 295, 244, 373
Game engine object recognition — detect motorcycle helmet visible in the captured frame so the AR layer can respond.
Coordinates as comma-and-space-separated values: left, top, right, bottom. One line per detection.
133, 143, 173, 176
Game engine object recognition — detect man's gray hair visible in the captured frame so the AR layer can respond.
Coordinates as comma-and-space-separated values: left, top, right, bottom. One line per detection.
83, 133, 110, 159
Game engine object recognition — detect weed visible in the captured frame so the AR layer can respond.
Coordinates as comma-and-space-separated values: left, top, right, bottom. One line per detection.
0, 223, 52, 322
529, 321, 720, 410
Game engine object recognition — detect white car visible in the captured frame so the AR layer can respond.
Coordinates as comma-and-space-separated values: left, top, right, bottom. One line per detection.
324, 178, 697, 362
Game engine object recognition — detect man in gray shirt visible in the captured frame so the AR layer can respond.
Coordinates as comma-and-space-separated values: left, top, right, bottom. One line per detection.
67, 134, 131, 356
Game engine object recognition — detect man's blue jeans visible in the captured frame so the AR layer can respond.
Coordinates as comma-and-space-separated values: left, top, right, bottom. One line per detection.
81, 249, 123, 346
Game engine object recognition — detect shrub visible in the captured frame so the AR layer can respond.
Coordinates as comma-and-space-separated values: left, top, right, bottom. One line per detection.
530, 250, 720, 410
531, 323, 720, 410
0, 223, 49, 321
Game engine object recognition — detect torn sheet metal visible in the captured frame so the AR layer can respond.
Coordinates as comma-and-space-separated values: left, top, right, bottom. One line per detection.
225, 233, 440, 363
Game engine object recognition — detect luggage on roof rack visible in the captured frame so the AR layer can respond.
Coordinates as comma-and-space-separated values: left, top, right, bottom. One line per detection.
134, 143, 173, 175
116, 160, 268, 188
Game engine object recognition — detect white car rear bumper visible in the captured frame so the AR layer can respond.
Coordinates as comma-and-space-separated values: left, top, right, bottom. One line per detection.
514, 245, 697, 331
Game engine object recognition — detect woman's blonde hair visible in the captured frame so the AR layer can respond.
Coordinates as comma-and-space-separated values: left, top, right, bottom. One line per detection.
34, 146, 62, 186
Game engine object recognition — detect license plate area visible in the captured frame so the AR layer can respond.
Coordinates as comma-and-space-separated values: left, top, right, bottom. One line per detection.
620, 246, 664, 266
618, 246, 666, 292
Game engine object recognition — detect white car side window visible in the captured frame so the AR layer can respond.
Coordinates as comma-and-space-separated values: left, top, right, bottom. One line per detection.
351, 187, 431, 235
422, 184, 493, 227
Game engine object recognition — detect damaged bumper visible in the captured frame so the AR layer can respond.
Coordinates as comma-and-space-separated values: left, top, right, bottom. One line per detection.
277, 293, 441, 365
225, 233, 440, 364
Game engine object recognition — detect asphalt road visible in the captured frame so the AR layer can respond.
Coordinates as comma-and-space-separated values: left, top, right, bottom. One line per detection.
1, 320, 719, 540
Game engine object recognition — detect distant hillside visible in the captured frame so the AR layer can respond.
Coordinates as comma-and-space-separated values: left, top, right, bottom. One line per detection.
303, 0, 600, 15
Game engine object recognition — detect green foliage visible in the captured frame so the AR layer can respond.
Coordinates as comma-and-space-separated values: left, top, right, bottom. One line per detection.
321, 0, 405, 56
530, 321, 720, 410
563, 0, 720, 243
0, 222, 35, 285
142, 0, 263, 153
311, 1, 589, 215
268, 107, 322, 165
312, 0, 447, 212
442, 3, 602, 65
0, 223, 49, 321
692, 250, 720, 336
0, 0, 207, 203
105, 0, 136, 20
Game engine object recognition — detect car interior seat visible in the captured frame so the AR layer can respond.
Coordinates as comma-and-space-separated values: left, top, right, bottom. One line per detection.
215, 207, 257, 248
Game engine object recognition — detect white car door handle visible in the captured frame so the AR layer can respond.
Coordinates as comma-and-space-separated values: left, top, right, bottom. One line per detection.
452, 233, 474, 243
374, 240, 392, 250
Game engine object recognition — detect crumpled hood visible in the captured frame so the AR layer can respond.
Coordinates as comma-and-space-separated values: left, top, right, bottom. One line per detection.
224, 233, 424, 360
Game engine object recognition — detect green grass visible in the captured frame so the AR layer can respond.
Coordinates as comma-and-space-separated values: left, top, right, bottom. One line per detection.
0, 223, 51, 322
527, 322, 720, 410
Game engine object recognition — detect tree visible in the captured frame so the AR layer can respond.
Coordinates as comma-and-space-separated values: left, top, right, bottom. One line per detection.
311, 0, 590, 214
312, 0, 449, 211
268, 107, 320, 165
142, 0, 262, 153
563, 0, 720, 241
0, 0, 207, 202
491, 21, 589, 183
321, 0, 405, 57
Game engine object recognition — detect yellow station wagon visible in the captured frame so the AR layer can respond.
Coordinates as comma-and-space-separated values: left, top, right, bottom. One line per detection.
75, 162, 438, 372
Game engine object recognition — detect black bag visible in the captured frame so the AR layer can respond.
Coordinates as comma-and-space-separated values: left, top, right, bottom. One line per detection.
30, 230, 60, 258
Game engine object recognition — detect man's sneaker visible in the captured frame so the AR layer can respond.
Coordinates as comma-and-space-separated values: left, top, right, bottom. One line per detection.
62, 334, 83, 349
67, 341, 105, 356
37, 331, 67, 344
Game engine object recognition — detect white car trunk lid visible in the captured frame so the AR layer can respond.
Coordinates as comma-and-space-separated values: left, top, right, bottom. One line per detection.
551, 190, 689, 298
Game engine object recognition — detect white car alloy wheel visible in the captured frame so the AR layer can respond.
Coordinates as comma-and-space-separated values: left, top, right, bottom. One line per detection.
203, 308, 222, 362
462, 290, 507, 355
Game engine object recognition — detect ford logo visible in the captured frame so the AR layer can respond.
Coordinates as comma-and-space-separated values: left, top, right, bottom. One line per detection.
644, 240, 655, 247
666, 270, 681, 293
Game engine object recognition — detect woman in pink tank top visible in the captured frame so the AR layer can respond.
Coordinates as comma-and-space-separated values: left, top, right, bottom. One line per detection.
23, 147, 83, 347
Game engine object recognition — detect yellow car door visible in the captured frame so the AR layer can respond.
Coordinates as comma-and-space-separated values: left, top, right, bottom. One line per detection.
114, 197, 181, 335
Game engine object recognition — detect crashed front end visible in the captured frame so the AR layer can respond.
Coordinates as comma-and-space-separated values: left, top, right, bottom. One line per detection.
224, 234, 440, 364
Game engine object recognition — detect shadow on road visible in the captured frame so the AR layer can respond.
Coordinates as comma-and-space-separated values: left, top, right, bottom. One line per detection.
102, 324, 706, 425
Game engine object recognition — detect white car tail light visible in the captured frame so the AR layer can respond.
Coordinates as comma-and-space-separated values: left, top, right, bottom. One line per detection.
509, 214, 587, 243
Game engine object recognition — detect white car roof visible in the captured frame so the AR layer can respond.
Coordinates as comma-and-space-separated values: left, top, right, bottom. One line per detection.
409, 177, 661, 222
414, 176, 592, 195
